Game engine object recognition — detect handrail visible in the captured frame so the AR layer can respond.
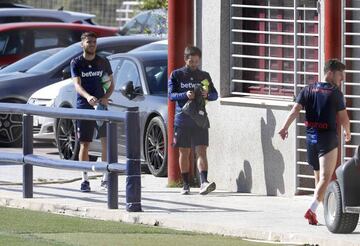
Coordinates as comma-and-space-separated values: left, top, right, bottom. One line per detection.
0, 103, 141, 212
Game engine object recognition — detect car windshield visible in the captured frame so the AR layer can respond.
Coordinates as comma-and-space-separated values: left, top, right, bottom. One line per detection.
0, 47, 63, 73
144, 60, 167, 94
27, 43, 82, 73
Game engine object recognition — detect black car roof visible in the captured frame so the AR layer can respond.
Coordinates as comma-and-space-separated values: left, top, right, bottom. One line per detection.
109, 50, 168, 63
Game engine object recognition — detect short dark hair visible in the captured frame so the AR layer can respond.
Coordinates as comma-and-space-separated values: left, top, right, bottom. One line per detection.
324, 59, 346, 73
81, 31, 97, 41
184, 46, 202, 59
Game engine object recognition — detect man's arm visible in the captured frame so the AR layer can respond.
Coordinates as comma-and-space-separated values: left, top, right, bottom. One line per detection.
278, 103, 303, 140
338, 109, 351, 142
168, 72, 190, 101
73, 76, 97, 106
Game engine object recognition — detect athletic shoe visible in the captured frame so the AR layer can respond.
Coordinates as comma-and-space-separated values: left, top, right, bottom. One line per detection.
100, 180, 108, 190
181, 184, 190, 195
304, 209, 318, 225
199, 181, 216, 195
80, 181, 91, 192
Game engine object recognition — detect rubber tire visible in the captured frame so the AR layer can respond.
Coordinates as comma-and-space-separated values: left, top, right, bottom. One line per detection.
0, 99, 24, 147
144, 116, 167, 177
324, 181, 359, 233
55, 118, 79, 160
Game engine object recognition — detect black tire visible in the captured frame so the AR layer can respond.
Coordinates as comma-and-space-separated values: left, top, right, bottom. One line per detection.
0, 100, 24, 147
144, 116, 167, 177
324, 181, 359, 233
56, 118, 79, 160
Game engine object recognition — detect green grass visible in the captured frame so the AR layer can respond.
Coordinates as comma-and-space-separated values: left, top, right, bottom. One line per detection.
0, 206, 279, 246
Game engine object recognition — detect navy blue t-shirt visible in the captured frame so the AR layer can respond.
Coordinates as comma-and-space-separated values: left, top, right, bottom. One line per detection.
70, 55, 112, 109
168, 66, 218, 127
296, 82, 345, 132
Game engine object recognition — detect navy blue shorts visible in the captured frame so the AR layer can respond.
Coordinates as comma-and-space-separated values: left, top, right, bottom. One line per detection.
306, 130, 338, 171
173, 126, 209, 148
76, 120, 106, 142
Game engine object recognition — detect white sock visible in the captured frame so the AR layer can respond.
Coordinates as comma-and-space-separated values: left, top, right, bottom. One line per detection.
82, 172, 88, 182
102, 173, 108, 182
310, 199, 319, 212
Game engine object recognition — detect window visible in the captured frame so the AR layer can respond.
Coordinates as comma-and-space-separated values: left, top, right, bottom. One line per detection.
33, 29, 78, 49
144, 62, 167, 94
123, 12, 150, 35
114, 59, 140, 91
230, 0, 319, 99
0, 30, 26, 56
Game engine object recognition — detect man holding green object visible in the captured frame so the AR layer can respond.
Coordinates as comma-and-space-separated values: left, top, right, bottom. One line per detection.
71, 32, 114, 192
168, 46, 218, 195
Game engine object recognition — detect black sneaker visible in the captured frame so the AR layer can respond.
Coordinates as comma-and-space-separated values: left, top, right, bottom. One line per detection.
80, 181, 91, 192
180, 184, 190, 195
100, 180, 108, 190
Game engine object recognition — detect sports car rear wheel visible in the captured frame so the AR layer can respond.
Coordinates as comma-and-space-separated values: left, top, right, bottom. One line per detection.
145, 116, 167, 177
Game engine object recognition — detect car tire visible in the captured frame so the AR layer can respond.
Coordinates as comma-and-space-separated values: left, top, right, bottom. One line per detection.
56, 118, 79, 160
324, 181, 359, 233
144, 116, 167, 177
0, 99, 24, 147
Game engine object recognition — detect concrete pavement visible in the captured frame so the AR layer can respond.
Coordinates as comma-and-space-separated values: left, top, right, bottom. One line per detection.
0, 165, 359, 246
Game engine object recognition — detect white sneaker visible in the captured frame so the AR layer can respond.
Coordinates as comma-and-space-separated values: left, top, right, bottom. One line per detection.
199, 181, 216, 195
180, 185, 190, 195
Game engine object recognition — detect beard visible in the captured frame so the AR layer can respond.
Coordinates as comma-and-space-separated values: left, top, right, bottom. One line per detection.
84, 47, 96, 55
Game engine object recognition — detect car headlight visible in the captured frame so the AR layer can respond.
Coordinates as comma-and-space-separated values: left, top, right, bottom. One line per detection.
28, 98, 55, 107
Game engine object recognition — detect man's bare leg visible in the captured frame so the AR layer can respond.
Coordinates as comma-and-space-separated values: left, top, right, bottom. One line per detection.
179, 147, 191, 194
305, 148, 337, 224
100, 137, 108, 184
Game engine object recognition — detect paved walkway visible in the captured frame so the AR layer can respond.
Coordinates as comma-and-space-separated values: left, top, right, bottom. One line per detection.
0, 166, 359, 246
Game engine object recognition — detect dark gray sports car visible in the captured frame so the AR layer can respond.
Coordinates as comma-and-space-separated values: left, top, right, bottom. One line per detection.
54, 50, 168, 177
0, 35, 161, 146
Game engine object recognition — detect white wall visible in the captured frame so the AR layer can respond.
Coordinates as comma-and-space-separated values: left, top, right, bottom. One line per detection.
196, 0, 297, 196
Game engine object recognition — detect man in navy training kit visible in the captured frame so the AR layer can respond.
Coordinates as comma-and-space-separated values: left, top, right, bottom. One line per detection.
168, 46, 218, 195
71, 32, 114, 192
279, 59, 351, 225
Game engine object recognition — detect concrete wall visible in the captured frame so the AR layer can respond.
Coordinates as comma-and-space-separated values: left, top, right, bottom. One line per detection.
196, 0, 297, 196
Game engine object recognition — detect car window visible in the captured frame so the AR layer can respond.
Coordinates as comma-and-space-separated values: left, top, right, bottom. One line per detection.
124, 12, 150, 35
0, 16, 22, 23
0, 47, 62, 73
144, 61, 167, 94
33, 29, 76, 49
27, 43, 81, 73
109, 58, 122, 74
21, 16, 62, 22
114, 59, 140, 91
0, 30, 26, 56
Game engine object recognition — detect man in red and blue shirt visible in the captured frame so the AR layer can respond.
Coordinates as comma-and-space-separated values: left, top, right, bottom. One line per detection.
279, 59, 351, 225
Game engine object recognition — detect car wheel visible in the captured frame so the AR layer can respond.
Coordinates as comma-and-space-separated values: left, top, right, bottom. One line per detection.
0, 100, 24, 147
145, 116, 167, 177
56, 118, 79, 160
324, 181, 359, 233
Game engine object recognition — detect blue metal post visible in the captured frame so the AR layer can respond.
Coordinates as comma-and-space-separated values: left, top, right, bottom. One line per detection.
125, 107, 142, 212
107, 121, 118, 209
23, 114, 33, 198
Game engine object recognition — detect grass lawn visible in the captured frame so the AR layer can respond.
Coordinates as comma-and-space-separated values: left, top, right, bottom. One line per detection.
0, 206, 279, 246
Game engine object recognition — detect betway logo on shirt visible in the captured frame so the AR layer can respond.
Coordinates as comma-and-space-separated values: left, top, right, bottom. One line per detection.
180, 82, 199, 89
81, 71, 103, 78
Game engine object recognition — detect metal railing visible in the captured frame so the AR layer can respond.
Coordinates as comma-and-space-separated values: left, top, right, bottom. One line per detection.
341, 0, 360, 164
0, 103, 141, 212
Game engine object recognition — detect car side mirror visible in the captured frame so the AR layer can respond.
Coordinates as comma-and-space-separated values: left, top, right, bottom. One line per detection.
62, 67, 71, 80
120, 81, 141, 100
